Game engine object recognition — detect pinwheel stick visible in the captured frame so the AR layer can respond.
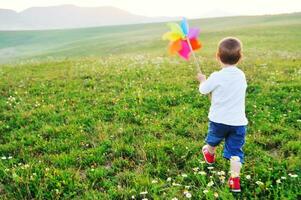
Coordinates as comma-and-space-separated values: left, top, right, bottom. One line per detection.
186, 38, 202, 74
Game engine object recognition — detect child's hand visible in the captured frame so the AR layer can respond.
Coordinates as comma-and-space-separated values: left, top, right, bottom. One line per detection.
197, 73, 206, 83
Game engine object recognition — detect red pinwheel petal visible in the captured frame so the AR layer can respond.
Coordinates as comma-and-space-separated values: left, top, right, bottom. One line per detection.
190, 38, 202, 50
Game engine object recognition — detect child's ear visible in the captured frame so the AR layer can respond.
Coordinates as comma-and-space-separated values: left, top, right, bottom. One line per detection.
239, 52, 243, 62
216, 52, 220, 61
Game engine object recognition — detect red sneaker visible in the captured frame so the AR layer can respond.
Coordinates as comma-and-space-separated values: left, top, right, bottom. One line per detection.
228, 177, 241, 192
202, 145, 215, 164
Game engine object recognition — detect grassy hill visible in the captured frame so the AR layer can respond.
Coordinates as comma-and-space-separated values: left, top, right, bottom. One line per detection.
0, 13, 300, 199
0, 12, 300, 63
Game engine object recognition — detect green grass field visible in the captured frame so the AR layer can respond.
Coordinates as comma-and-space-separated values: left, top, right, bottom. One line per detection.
0, 13, 301, 199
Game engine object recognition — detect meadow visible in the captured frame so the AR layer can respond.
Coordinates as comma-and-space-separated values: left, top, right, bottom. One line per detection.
0, 13, 300, 199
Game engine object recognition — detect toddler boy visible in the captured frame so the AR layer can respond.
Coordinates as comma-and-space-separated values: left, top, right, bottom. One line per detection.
197, 37, 248, 192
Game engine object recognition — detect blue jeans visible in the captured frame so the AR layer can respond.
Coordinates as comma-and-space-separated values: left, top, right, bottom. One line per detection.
205, 121, 247, 163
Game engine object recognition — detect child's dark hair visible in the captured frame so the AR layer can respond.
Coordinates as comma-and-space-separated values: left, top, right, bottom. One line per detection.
217, 37, 242, 65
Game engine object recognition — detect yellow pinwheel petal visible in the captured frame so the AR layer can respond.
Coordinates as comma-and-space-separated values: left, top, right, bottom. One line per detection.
167, 23, 185, 38
162, 32, 182, 41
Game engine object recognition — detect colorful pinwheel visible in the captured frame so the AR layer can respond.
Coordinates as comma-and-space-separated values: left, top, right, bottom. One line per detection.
162, 18, 202, 61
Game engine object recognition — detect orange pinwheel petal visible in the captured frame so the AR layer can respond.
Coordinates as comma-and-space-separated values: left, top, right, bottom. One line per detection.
168, 40, 182, 55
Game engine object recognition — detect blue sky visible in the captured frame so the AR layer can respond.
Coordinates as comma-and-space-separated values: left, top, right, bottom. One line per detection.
1, 0, 301, 18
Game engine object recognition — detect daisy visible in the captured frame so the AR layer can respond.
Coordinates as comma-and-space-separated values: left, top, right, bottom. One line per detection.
214, 192, 219, 198
140, 191, 148, 195
192, 167, 199, 172
256, 181, 264, 186
217, 171, 225, 176
181, 174, 188, 178
289, 174, 298, 178
151, 179, 158, 184
198, 171, 206, 175
185, 192, 192, 198
219, 176, 225, 183
207, 181, 214, 187
172, 182, 181, 186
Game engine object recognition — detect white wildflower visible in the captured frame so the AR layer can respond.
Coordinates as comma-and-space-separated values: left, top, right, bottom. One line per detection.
276, 179, 281, 184
167, 177, 172, 182
207, 166, 214, 170
1, 156, 6, 160
172, 182, 181, 186
171, 198, 178, 200
219, 176, 225, 183
214, 192, 219, 198
246, 175, 251, 180
185, 192, 192, 198
217, 171, 225, 176
207, 181, 214, 187
151, 179, 158, 184
181, 173, 188, 178
198, 171, 206, 175
140, 191, 148, 195
203, 189, 209, 194
256, 181, 264, 186
183, 191, 192, 198
192, 167, 199, 172
289, 174, 298, 178
281, 176, 286, 180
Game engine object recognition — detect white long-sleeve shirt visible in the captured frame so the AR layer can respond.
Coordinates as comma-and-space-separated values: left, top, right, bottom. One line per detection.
199, 66, 248, 126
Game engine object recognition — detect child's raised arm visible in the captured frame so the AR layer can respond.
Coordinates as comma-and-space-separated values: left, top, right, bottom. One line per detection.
197, 72, 219, 95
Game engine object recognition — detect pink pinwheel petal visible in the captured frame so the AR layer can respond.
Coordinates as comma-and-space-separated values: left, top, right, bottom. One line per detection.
188, 28, 200, 39
178, 40, 191, 60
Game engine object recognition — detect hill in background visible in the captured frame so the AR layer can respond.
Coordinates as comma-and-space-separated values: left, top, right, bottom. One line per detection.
0, 12, 300, 64
0, 5, 176, 30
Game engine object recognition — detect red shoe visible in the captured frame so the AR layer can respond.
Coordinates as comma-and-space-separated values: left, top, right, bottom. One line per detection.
228, 177, 241, 192
202, 145, 215, 164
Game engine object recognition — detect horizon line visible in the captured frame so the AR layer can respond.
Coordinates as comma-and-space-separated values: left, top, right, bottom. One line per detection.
1, 4, 301, 19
